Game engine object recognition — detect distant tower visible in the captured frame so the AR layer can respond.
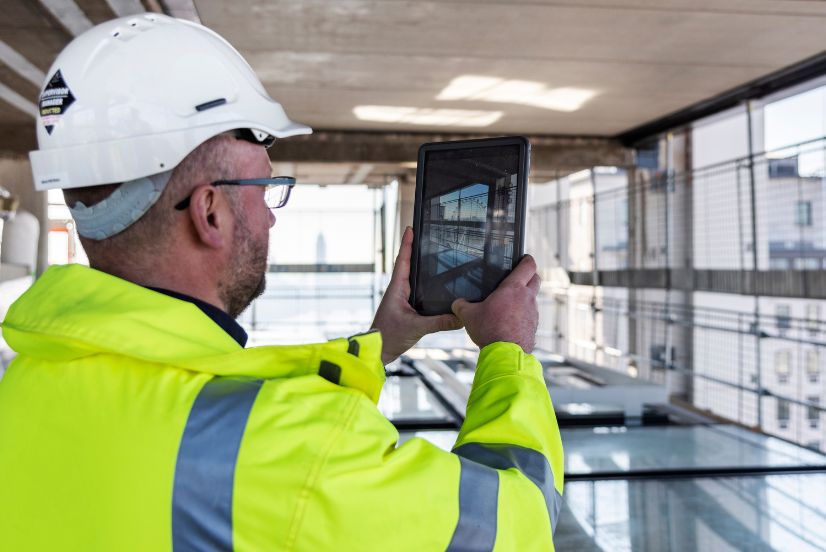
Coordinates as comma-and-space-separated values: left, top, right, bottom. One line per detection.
316, 232, 327, 264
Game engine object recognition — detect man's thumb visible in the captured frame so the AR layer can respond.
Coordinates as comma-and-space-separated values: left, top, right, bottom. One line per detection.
451, 298, 473, 318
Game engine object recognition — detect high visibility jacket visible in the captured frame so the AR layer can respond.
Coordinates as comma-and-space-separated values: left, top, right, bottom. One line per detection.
0, 264, 564, 551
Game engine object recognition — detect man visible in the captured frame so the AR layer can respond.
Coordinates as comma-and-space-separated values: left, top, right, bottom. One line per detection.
0, 14, 563, 552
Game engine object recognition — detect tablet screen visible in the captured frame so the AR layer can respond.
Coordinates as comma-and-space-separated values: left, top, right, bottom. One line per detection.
413, 143, 521, 314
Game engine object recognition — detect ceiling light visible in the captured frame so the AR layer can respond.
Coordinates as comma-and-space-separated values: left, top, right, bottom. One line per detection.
437, 75, 597, 112
353, 105, 502, 127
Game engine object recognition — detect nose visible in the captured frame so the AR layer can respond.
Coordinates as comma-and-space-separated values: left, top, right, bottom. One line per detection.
268, 208, 276, 227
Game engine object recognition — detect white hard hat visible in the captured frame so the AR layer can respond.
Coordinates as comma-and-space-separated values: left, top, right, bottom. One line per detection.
29, 13, 311, 192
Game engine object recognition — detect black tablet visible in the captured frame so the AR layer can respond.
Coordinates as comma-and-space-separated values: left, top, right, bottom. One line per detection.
409, 136, 529, 315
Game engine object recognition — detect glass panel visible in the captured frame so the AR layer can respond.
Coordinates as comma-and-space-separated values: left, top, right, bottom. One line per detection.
561, 424, 826, 475
269, 184, 376, 264
377, 377, 454, 423
240, 272, 376, 344
557, 474, 826, 552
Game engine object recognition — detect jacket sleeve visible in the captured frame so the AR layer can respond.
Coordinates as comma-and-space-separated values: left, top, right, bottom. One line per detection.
301, 342, 563, 552
452, 341, 564, 547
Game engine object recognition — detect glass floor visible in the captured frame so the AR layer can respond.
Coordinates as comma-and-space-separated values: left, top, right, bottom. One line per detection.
377, 376, 457, 429
563, 424, 826, 477
390, 357, 826, 551
557, 474, 826, 552
399, 425, 826, 474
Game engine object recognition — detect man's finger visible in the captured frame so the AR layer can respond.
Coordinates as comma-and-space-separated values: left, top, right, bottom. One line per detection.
501, 254, 537, 288
421, 313, 464, 333
390, 227, 413, 284
527, 272, 541, 294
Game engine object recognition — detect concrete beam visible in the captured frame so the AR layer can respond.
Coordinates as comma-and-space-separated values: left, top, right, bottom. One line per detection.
2, 124, 634, 177
269, 130, 634, 176
0, 124, 36, 155
0, 84, 38, 119
38, 0, 94, 36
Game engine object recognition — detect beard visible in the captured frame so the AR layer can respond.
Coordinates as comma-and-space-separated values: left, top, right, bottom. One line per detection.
220, 216, 269, 319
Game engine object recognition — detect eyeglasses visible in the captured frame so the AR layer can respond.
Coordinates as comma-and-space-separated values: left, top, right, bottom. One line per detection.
174, 176, 296, 211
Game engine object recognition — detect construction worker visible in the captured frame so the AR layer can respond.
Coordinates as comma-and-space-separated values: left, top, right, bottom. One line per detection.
0, 14, 563, 552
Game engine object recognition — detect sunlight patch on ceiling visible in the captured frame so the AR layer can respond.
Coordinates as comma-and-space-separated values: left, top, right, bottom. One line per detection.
437, 75, 597, 112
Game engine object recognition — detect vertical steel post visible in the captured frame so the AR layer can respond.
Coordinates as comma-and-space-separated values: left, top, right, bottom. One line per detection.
664, 133, 674, 374
372, 187, 379, 314
556, 176, 562, 266
590, 170, 600, 362
381, 184, 387, 274
746, 100, 764, 429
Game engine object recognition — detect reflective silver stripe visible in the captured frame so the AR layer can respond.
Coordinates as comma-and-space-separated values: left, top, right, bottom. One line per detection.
446, 456, 499, 552
172, 377, 262, 551
453, 443, 562, 533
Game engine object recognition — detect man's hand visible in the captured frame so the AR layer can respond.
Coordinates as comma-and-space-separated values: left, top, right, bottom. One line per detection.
371, 227, 463, 365
451, 255, 540, 353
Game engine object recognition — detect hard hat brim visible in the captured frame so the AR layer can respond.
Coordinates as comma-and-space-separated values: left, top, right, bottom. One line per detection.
30, 118, 312, 192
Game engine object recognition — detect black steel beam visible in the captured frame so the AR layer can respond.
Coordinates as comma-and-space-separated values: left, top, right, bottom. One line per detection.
565, 464, 826, 482
268, 263, 375, 273
617, 51, 826, 146
569, 268, 826, 299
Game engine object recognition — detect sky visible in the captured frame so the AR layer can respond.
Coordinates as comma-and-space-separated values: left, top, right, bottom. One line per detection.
764, 84, 826, 177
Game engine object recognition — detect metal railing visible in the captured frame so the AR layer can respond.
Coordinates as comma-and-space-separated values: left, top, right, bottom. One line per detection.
530, 135, 826, 452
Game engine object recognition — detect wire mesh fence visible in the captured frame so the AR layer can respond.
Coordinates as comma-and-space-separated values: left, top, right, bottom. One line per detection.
530, 136, 826, 452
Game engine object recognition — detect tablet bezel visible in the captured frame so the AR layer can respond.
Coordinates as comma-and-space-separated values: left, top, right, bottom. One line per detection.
408, 136, 530, 315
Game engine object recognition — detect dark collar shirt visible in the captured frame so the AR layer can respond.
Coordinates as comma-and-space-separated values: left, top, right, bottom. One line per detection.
148, 287, 248, 348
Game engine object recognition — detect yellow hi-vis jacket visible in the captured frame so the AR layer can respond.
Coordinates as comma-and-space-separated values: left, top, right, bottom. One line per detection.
0, 264, 564, 551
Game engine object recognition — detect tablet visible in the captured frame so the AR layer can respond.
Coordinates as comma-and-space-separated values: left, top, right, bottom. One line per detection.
409, 136, 529, 315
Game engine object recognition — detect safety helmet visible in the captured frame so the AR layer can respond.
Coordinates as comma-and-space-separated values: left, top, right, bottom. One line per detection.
29, 13, 310, 192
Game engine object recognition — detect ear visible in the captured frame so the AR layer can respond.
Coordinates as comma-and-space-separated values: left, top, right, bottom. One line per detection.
187, 185, 231, 249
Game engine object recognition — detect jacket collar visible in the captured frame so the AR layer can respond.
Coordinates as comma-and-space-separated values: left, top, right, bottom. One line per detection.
1, 265, 385, 403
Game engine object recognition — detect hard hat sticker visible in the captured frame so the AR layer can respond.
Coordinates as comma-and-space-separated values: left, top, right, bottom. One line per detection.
40, 70, 75, 135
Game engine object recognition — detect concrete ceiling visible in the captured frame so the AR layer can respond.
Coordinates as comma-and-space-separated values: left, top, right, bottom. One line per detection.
201, 0, 826, 136
1, 0, 826, 182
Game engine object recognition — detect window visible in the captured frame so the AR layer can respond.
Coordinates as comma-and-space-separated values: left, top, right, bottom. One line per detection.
777, 398, 791, 429
807, 396, 820, 429
796, 201, 813, 226
650, 345, 672, 369
776, 305, 791, 334
768, 157, 799, 178
807, 350, 820, 383
796, 258, 820, 270
806, 304, 820, 335
775, 350, 791, 384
